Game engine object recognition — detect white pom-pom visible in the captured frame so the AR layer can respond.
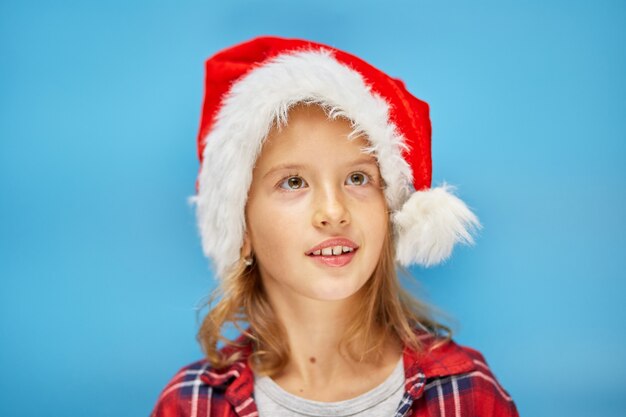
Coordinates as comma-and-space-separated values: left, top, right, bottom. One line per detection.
392, 182, 482, 267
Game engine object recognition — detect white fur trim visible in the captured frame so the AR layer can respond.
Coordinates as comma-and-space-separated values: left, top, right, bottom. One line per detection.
189, 48, 413, 277
393, 183, 482, 267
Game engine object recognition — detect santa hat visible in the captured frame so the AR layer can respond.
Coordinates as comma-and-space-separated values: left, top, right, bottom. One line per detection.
189, 36, 481, 278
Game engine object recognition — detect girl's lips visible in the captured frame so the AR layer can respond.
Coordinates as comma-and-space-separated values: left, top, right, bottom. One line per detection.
305, 237, 359, 255
308, 248, 357, 268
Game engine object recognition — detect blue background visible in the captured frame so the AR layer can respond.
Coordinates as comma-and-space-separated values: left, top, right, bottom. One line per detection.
1, 1, 625, 416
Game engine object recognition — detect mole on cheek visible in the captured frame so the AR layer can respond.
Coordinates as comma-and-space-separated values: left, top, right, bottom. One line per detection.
309, 357, 316, 364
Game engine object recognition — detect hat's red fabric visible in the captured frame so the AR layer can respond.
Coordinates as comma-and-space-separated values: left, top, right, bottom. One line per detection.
196, 36, 432, 192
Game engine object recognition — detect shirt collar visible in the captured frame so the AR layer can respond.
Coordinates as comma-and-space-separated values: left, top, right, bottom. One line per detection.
401, 330, 477, 398
199, 333, 255, 410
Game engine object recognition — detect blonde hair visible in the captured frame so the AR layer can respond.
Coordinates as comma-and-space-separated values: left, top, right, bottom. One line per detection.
197, 102, 453, 376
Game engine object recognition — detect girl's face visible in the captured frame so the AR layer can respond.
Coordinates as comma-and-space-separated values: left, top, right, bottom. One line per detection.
244, 105, 388, 305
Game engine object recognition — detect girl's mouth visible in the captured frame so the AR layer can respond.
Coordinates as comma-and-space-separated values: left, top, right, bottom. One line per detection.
305, 238, 359, 267
307, 247, 358, 267
310, 246, 355, 256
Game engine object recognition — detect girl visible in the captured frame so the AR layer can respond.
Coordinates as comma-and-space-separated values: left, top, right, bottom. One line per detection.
151, 36, 519, 417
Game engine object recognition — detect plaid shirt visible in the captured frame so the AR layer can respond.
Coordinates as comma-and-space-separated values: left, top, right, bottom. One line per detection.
151, 332, 519, 417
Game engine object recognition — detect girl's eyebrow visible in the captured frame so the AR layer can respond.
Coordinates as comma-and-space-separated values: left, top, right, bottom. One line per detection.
351, 157, 379, 168
262, 157, 378, 179
262, 163, 307, 179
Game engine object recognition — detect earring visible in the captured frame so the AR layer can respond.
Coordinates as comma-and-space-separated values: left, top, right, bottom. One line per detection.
243, 255, 254, 266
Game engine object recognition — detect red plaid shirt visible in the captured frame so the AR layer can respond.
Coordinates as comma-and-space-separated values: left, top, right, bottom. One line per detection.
151, 332, 519, 417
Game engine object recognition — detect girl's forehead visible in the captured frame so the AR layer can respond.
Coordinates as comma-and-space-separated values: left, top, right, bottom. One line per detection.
259, 126, 374, 172
262, 105, 369, 153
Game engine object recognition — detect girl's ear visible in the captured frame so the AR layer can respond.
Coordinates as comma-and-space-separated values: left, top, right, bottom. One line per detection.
241, 231, 252, 259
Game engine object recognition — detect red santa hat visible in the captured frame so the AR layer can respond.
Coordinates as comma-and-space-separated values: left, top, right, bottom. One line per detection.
189, 36, 481, 278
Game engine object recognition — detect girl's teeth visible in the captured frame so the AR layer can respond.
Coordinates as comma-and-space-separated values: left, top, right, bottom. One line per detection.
313, 246, 355, 256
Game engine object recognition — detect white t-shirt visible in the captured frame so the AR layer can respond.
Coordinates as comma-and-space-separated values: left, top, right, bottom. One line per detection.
253, 357, 405, 416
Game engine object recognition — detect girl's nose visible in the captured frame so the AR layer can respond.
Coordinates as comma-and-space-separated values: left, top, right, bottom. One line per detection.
312, 186, 351, 229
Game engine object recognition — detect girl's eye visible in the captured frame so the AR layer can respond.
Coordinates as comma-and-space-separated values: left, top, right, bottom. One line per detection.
279, 176, 308, 190
346, 172, 370, 186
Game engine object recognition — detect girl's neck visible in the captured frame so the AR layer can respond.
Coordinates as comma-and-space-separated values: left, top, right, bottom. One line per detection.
262, 289, 404, 400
